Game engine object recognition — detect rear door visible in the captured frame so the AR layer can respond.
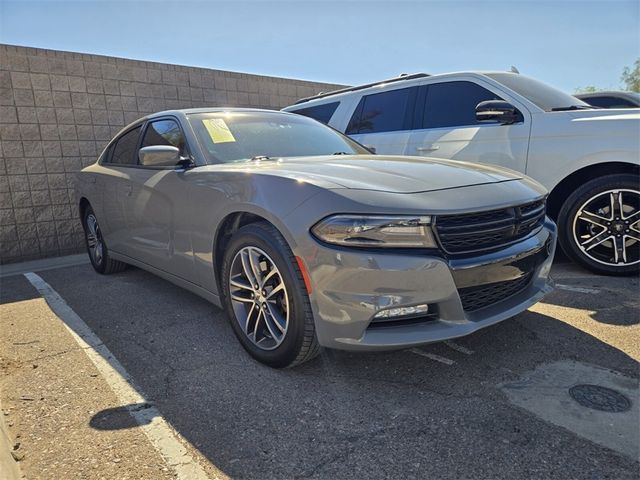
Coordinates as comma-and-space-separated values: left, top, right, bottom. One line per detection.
97, 125, 143, 256
123, 117, 196, 279
346, 86, 419, 155
408, 80, 530, 172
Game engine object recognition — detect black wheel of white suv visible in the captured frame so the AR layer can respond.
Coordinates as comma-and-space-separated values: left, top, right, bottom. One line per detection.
558, 174, 640, 276
221, 222, 319, 368
82, 205, 127, 274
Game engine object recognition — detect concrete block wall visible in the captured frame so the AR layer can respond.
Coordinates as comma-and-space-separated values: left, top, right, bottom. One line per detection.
0, 44, 345, 264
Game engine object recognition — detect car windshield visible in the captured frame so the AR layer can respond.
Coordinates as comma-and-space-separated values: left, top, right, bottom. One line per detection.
486, 73, 592, 112
188, 111, 370, 164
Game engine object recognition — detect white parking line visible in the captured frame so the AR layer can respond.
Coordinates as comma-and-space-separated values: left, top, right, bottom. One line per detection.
444, 340, 474, 355
555, 283, 601, 295
409, 348, 456, 365
23, 272, 218, 480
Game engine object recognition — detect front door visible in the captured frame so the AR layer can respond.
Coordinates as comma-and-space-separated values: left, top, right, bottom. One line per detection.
408, 80, 530, 172
123, 118, 195, 280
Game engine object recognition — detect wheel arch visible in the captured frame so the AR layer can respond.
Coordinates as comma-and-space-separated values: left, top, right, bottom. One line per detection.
212, 211, 289, 295
547, 162, 639, 221
79, 197, 91, 223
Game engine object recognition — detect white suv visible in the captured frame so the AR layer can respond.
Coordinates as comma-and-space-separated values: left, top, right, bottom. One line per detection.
283, 72, 640, 275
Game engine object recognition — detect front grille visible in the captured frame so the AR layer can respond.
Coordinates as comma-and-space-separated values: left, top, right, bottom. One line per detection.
434, 199, 546, 254
458, 273, 533, 312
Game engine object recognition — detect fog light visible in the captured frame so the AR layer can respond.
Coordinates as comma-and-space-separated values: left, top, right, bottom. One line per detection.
373, 303, 430, 319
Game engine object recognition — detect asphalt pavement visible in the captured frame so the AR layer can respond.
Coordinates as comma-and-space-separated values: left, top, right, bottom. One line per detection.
0, 255, 638, 479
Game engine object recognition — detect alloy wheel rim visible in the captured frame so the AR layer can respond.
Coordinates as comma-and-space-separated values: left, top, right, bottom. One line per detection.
86, 214, 104, 266
228, 246, 290, 350
572, 189, 640, 267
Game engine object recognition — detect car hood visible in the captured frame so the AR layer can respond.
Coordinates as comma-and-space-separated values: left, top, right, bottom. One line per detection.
210, 155, 524, 193
567, 108, 640, 122
536, 108, 640, 139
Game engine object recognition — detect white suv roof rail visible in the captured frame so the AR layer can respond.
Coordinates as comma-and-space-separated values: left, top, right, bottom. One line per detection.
292, 72, 431, 105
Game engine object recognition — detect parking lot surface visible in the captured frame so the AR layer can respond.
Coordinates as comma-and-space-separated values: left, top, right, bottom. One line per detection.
0, 257, 638, 479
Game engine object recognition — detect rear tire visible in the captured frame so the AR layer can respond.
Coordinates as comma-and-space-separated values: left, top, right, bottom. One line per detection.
558, 174, 639, 276
221, 222, 319, 368
82, 205, 128, 275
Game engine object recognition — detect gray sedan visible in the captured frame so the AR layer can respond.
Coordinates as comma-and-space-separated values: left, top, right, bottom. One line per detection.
76, 108, 556, 367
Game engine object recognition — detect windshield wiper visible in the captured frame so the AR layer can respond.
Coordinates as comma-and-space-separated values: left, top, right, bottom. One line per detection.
550, 105, 597, 111
332, 151, 351, 155
247, 155, 271, 162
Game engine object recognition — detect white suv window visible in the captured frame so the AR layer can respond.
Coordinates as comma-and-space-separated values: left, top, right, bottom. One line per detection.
289, 102, 340, 124
346, 86, 418, 134
422, 81, 503, 129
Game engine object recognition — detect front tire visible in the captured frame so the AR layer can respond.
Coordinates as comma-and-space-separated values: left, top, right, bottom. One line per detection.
82, 206, 127, 275
558, 174, 639, 276
221, 222, 319, 368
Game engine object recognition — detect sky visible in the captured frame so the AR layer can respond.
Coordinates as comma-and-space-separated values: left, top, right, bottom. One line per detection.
1, 0, 638, 93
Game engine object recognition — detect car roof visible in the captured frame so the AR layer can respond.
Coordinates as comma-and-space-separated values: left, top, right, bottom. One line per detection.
147, 107, 291, 119
286, 71, 514, 107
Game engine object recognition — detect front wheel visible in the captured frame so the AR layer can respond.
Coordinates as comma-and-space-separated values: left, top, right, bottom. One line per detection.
221, 222, 319, 368
558, 174, 639, 276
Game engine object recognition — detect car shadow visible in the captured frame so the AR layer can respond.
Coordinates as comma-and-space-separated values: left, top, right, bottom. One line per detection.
30, 264, 640, 479
541, 262, 640, 326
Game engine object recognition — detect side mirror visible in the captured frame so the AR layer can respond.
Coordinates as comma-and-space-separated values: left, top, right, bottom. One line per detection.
138, 145, 183, 167
476, 100, 522, 125
364, 145, 377, 154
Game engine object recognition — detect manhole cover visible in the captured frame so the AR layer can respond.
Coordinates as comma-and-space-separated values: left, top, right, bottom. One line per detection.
569, 384, 631, 413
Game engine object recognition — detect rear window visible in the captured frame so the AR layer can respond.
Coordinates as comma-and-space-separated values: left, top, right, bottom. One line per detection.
346, 87, 418, 134
290, 102, 340, 124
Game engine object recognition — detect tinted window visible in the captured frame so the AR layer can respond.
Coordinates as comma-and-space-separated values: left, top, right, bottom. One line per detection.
582, 96, 636, 109
347, 87, 417, 134
141, 119, 187, 155
98, 143, 112, 163
189, 111, 369, 164
110, 126, 141, 165
423, 81, 503, 129
290, 102, 339, 124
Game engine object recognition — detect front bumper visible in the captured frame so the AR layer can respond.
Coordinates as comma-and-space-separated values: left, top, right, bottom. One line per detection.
303, 217, 557, 351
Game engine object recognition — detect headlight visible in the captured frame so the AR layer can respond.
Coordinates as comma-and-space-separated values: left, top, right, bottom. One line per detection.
311, 215, 436, 248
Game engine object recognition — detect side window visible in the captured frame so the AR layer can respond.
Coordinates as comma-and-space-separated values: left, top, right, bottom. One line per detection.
584, 96, 635, 109
141, 119, 187, 156
98, 143, 113, 163
290, 102, 340, 124
347, 87, 417, 134
423, 81, 504, 129
110, 126, 142, 165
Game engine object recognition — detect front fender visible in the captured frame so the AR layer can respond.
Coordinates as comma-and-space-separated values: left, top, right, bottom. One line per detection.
187, 171, 326, 294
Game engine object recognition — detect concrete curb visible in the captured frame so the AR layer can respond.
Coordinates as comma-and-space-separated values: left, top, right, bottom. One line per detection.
0, 397, 20, 480
0, 254, 88, 278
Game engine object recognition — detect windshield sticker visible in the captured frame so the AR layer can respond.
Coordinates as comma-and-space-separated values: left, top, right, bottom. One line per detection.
203, 118, 236, 143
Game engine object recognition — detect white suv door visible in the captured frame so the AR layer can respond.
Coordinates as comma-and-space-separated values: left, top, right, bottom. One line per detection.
407, 80, 530, 172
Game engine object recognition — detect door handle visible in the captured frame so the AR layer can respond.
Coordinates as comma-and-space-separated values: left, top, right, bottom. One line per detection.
125, 184, 132, 197
417, 145, 439, 152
